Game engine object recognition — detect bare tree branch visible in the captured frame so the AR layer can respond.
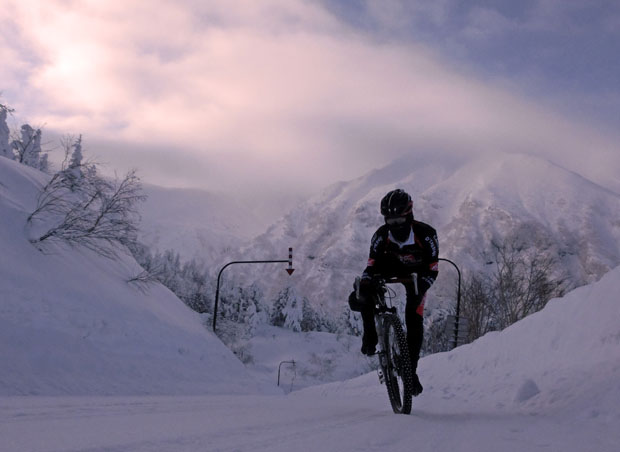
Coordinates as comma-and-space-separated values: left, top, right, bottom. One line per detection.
460, 236, 565, 344
28, 164, 146, 259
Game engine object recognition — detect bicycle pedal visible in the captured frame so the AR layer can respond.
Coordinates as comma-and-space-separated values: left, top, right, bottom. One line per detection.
377, 368, 385, 384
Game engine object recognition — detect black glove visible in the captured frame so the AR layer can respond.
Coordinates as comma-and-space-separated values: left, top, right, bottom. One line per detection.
359, 276, 379, 306
348, 290, 363, 312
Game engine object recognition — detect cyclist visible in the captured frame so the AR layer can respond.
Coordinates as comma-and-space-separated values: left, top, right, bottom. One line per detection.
349, 188, 439, 396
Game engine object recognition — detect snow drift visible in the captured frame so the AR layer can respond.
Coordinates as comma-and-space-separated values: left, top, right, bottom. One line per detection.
0, 157, 270, 396
308, 263, 620, 422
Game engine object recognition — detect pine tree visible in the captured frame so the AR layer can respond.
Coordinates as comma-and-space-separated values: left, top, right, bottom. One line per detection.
12, 124, 42, 168
300, 298, 319, 332
271, 287, 290, 327
179, 259, 210, 314
38, 153, 49, 173
69, 135, 83, 169
0, 105, 13, 159
335, 305, 361, 336
247, 296, 269, 332
276, 287, 303, 332
64, 135, 84, 189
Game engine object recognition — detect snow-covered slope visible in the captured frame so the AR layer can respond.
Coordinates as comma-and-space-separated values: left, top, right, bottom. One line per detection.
0, 157, 271, 396
416, 264, 620, 415
235, 152, 620, 317
311, 263, 620, 421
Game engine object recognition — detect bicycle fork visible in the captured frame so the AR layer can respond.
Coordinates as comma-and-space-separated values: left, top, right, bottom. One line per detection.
375, 315, 388, 385
376, 349, 390, 384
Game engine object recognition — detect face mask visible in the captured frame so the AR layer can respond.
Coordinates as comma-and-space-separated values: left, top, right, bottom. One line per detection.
389, 223, 411, 242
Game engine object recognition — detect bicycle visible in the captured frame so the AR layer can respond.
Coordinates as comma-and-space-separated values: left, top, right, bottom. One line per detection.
356, 274, 417, 414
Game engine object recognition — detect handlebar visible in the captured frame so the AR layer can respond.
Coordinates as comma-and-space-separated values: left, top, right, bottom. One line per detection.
381, 277, 414, 284
355, 273, 420, 300
373, 273, 418, 295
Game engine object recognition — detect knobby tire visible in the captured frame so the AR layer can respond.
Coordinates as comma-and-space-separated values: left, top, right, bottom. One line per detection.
381, 314, 414, 414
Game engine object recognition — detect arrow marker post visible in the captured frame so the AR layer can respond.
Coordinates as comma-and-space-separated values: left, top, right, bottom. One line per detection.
286, 247, 295, 275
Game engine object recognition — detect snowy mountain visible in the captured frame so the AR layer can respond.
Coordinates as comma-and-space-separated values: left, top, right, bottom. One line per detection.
233, 152, 620, 319
137, 184, 260, 264
0, 157, 272, 396
137, 184, 307, 265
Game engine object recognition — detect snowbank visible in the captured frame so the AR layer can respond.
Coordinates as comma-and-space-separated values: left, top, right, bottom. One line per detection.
0, 157, 273, 396
302, 265, 620, 420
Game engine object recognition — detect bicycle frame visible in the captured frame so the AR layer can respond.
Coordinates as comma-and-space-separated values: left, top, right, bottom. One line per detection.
373, 278, 400, 373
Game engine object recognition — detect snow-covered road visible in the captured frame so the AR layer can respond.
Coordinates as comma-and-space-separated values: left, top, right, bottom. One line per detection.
2, 391, 616, 452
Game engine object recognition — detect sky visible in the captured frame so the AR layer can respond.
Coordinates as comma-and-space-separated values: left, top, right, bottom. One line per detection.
2, 0, 620, 203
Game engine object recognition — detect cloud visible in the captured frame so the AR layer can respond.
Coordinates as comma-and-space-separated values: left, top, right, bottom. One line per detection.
2, 0, 619, 197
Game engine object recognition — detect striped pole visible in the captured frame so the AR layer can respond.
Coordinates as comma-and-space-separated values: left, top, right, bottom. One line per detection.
286, 247, 295, 275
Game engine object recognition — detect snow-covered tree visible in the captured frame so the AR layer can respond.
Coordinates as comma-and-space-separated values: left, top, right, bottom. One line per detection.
300, 298, 320, 332
158, 249, 182, 292
10, 123, 49, 171
241, 284, 269, 332
56, 134, 91, 190
271, 287, 319, 332
64, 135, 84, 188
69, 135, 83, 168
38, 153, 49, 173
460, 237, 565, 344
127, 244, 214, 314
221, 283, 267, 327
0, 104, 13, 159
335, 305, 360, 336
180, 259, 211, 314
12, 124, 41, 167
271, 287, 329, 332
282, 292, 303, 332
271, 287, 293, 327
27, 166, 146, 258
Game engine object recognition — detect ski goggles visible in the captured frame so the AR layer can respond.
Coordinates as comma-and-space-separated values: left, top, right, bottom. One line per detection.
385, 216, 408, 226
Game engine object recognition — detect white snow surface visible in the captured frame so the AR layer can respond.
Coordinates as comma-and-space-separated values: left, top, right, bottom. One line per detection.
1, 266, 619, 451
1, 156, 620, 451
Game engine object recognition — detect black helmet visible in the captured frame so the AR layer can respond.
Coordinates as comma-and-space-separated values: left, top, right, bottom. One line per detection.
380, 189, 413, 218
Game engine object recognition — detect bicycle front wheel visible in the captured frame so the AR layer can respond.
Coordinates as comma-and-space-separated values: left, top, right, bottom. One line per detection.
382, 314, 414, 414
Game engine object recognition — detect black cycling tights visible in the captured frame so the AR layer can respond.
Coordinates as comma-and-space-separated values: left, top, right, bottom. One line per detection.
360, 281, 424, 373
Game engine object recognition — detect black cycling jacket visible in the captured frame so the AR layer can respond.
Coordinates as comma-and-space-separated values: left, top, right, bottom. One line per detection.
362, 220, 439, 296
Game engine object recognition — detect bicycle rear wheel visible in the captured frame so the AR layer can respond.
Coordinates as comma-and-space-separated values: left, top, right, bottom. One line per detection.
381, 314, 414, 414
